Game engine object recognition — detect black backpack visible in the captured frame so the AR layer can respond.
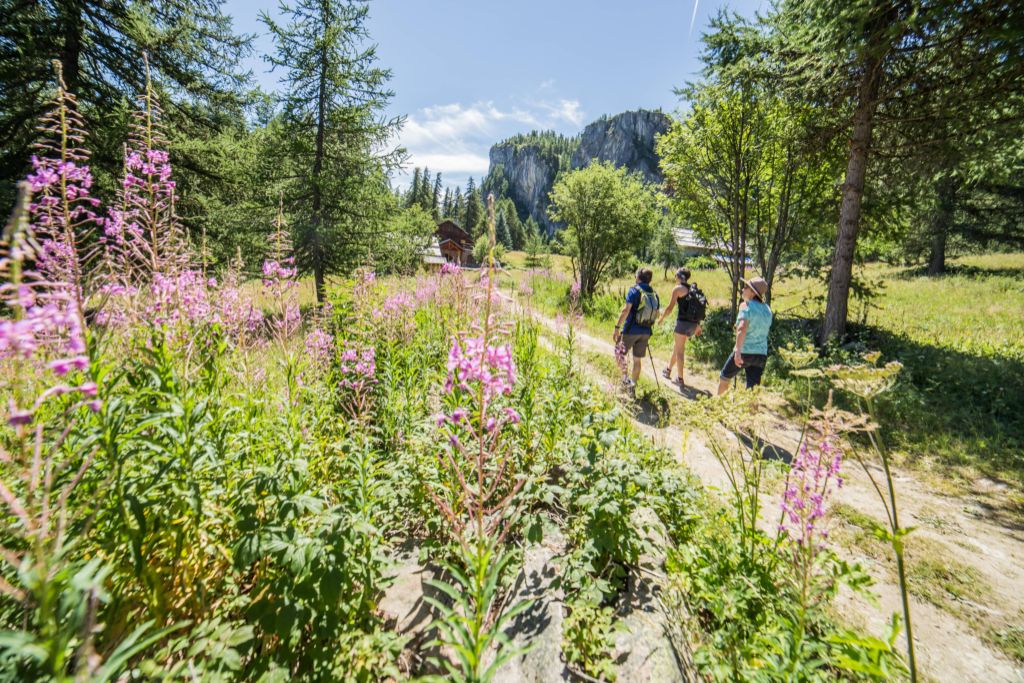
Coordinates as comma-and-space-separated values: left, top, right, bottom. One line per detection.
680, 283, 707, 323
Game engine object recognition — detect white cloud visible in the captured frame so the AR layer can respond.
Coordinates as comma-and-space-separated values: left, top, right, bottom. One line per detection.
402, 102, 538, 149
412, 152, 490, 177
544, 99, 585, 127
395, 97, 587, 190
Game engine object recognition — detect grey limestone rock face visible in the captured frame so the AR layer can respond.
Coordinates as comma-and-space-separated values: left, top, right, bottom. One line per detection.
570, 110, 671, 185
488, 143, 562, 236
485, 110, 671, 237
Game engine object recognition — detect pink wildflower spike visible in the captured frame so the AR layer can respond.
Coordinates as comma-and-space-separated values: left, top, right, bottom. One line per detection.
304, 328, 334, 365
780, 430, 844, 551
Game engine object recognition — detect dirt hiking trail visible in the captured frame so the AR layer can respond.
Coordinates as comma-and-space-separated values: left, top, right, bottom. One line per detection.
529, 309, 1024, 683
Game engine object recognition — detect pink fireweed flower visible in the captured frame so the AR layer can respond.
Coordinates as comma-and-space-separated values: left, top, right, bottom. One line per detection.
217, 283, 264, 339
780, 435, 844, 548
415, 276, 440, 304
440, 262, 461, 276
336, 342, 377, 422
445, 337, 516, 401
261, 259, 297, 285
47, 355, 89, 376
0, 284, 86, 362
338, 343, 376, 390
613, 340, 628, 376
7, 408, 34, 426
304, 328, 334, 365
145, 270, 214, 326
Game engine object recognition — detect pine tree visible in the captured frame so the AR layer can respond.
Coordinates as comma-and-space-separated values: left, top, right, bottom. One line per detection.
463, 176, 485, 238
495, 210, 512, 248
431, 172, 443, 221
264, 0, 403, 302
774, 0, 1024, 341
418, 165, 431, 212
0, 0, 253, 210
452, 187, 464, 226
524, 216, 541, 241
442, 187, 452, 218
407, 167, 422, 208
503, 199, 525, 250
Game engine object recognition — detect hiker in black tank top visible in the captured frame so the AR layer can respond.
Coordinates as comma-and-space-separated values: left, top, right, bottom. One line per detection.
656, 267, 702, 388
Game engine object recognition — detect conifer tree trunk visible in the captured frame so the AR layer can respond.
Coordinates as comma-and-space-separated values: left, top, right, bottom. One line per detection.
60, 2, 83, 95
820, 56, 883, 343
312, 44, 328, 303
927, 178, 956, 275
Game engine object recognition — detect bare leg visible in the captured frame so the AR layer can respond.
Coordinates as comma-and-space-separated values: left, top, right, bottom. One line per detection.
631, 356, 642, 383
675, 334, 689, 383
718, 377, 730, 395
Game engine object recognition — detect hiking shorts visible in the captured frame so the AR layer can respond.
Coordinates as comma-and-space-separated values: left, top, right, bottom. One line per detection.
674, 320, 700, 337
720, 353, 768, 389
621, 333, 651, 359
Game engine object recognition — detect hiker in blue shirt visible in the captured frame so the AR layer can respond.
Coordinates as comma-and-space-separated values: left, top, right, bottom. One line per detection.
613, 267, 659, 395
718, 276, 773, 395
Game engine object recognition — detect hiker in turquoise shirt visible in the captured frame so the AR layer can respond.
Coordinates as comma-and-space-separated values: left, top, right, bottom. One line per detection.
718, 276, 774, 394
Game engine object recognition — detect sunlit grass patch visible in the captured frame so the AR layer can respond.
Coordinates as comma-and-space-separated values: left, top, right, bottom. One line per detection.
986, 619, 1024, 663
832, 502, 995, 620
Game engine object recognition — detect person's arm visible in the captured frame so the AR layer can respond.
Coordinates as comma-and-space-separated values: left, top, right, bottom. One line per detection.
733, 319, 748, 367
613, 302, 631, 343
657, 285, 684, 326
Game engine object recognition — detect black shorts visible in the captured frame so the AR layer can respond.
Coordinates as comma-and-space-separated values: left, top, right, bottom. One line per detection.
674, 320, 700, 336
720, 353, 767, 388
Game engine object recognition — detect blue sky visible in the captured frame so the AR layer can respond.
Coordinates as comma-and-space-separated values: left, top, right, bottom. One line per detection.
224, 0, 768, 190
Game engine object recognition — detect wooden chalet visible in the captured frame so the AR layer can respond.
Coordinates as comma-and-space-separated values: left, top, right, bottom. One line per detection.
435, 220, 474, 265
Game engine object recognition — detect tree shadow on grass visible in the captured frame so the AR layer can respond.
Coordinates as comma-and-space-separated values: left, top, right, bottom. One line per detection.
850, 322, 1024, 475
893, 263, 1024, 280
771, 315, 1024, 528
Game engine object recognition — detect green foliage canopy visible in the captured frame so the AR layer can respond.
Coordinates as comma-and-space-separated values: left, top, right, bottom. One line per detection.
548, 161, 659, 298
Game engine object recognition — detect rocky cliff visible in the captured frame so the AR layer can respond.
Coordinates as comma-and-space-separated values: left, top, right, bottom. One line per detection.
571, 109, 670, 184
484, 109, 671, 235
487, 143, 565, 237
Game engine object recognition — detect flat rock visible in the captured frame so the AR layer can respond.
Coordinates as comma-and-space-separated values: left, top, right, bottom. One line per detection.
494, 531, 571, 682
612, 570, 695, 683
379, 548, 434, 637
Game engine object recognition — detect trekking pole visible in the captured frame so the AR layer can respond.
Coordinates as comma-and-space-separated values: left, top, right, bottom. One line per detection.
647, 346, 661, 392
